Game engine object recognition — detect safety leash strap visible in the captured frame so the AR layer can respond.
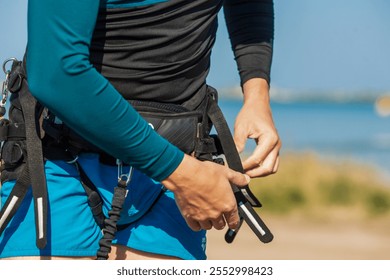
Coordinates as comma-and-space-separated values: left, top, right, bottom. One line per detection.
206, 95, 274, 244
95, 181, 128, 260
96, 161, 133, 260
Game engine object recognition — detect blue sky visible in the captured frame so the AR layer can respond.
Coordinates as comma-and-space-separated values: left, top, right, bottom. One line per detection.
210, 0, 390, 92
1, 0, 390, 92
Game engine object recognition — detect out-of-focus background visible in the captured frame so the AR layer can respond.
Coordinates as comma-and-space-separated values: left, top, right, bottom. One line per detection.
1, 0, 390, 260
207, 0, 390, 260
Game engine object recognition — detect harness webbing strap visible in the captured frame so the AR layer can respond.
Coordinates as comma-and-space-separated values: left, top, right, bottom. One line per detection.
18, 78, 48, 249
0, 165, 31, 234
0, 121, 26, 141
206, 96, 274, 243
207, 96, 261, 206
77, 163, 105, 229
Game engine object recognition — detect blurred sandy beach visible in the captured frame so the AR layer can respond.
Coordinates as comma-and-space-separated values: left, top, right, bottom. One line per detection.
207, 215, 390, 260
207, 152, 390, 260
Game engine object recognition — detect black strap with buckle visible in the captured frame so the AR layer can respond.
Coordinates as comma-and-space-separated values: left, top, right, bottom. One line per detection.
206, 90, 274, 244
0, 58, 48, 249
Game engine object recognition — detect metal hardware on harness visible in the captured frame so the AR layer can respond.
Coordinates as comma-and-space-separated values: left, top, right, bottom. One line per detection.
2, 58, 18, 74
0, 58, 17, 117
66, 155, 79, 164
116, 159, 134, 186
1, 73, 9, 106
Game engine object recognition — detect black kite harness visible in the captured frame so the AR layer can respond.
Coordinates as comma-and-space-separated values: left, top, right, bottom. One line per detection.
0, 58, 273, 259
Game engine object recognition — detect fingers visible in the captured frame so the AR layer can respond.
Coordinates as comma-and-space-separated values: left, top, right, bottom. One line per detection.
210, 204, 240, 231
183, 195, 240, 232
198, 209, 239, 231
211, 217, 227, 230
168, 156, 243, 232
242, 133, 281, 177
185, 214, 235, 231
243, 146, 280, 177
273, 156, 280, 173
223, 207, 240, 230
233, 125, 248, 153
226, 168, 251, 187
198, 220, 213, 230
185, 218, 202, 231
242, 132, 277, 170
188, 213, 239, 232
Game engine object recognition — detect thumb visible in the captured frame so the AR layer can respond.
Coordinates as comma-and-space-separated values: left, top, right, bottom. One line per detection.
233, 129, 247, 153
227, 169, 251, 187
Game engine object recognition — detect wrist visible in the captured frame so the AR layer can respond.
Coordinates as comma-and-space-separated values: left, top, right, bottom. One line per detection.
161, 154, 197, 193
242, 78, 270, 105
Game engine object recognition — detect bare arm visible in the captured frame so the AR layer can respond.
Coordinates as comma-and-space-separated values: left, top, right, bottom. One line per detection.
234, 78, 281, 177
224, 0, 280, 177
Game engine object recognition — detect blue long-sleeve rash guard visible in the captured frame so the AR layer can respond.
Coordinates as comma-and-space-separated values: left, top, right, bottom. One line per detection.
27, 0, 182, 182
26, 0, 274, 182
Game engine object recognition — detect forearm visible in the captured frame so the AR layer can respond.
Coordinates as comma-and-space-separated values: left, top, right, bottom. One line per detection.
223, 0, 274, 85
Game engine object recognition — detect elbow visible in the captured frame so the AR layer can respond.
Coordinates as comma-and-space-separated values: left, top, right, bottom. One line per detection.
26, 64, 55, 105
60, 52, 93, 76
26, 51, 92, 106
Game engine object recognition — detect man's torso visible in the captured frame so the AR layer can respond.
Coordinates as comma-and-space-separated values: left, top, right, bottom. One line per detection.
90, 0, 223, 109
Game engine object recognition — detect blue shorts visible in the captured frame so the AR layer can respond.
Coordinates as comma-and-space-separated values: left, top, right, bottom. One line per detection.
0, 153, 206, 259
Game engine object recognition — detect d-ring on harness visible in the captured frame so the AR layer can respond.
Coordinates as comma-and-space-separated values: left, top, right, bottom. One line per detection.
0, 58, 18, 117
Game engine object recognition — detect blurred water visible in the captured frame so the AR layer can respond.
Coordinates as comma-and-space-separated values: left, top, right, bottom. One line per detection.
218, 100, 390, 178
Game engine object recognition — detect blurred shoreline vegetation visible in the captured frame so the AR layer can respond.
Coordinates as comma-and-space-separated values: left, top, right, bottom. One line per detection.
220, 86, 389, 105
250, 151, 390, 221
